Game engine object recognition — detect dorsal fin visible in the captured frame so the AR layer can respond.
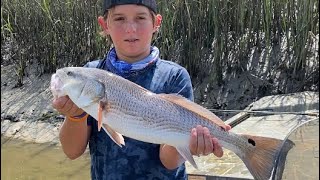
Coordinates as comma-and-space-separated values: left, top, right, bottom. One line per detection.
158, 94, 227, 130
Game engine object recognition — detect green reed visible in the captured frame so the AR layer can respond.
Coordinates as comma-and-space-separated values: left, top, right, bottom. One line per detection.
1, 0, 318, 93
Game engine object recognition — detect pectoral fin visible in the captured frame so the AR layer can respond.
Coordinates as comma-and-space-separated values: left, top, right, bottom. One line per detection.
176, 145, 198, 169
98, 99, 108, 132
102, 124, 125, 147
97, 101, 106, 131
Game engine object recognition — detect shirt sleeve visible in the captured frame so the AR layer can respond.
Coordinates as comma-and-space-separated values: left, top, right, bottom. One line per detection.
83, 60, 100, 68
87, 115, 94, 126
168, 67, 194, 101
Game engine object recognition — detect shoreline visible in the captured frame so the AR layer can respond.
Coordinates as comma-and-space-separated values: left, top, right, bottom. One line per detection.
1, 119, 62, 145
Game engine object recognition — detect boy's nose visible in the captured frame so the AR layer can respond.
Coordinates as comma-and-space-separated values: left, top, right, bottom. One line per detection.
125, 22, 137, 33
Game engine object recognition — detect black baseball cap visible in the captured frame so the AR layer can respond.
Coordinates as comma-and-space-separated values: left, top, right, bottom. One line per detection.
103, 0, 157, 14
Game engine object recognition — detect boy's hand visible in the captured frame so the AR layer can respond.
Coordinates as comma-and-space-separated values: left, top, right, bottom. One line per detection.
189, 125, 231, 157
52, 96, 84, 117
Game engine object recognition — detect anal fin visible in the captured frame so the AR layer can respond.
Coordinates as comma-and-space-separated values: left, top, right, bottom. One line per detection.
102, 124, 125, 148
176, 145, 198, 169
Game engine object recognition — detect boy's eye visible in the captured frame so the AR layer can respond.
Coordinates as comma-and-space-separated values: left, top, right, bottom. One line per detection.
114, 17, 125, 21
137, 16, 146, 20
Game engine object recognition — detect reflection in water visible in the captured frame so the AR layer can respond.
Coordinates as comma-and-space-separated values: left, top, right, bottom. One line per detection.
1, 137, 90, 180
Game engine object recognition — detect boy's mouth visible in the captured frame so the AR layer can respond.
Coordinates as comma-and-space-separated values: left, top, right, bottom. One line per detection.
125, 38, 139, 42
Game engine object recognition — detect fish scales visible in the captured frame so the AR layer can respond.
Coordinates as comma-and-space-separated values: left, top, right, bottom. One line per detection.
103, 75, 210, 139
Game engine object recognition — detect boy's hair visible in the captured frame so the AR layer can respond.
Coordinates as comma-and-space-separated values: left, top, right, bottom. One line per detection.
103, 0, 157, 15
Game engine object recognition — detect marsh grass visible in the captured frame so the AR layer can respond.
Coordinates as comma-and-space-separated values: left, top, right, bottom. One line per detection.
1, 0, 319, 93
1, 0, 106, 81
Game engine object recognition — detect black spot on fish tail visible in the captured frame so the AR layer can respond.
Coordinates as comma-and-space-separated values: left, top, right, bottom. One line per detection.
248, 138, 256, 146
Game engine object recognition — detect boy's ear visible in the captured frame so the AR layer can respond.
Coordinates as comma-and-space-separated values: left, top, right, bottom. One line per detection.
98, 16, 109, 34
154, 14, 162, 32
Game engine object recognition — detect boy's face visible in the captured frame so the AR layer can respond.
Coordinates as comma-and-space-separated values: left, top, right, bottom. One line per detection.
100, 4, 161, 62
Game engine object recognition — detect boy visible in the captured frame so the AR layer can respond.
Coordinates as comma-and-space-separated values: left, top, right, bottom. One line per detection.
53, 0, 231, 179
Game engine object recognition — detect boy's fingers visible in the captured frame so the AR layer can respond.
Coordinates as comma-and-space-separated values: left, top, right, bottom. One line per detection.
68, 103, 83, 116
52, 96, 69, 109
203, 127, 213, 155
212, 138, 223, 157
196, 125, 205, 156
226, 124, 232, 131
52, 96, 83, 117
189, 128, 197, 155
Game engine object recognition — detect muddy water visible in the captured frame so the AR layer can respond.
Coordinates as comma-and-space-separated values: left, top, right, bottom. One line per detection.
1, 137, 90, 180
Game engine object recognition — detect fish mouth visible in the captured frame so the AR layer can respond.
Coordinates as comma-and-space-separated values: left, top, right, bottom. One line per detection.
50, 74, 65, 98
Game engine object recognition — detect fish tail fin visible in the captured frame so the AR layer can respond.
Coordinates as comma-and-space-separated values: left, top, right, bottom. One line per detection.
239, 135, 295, 180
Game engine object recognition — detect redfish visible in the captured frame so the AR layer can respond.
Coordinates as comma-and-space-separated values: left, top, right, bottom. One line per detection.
50, 67, 294, 180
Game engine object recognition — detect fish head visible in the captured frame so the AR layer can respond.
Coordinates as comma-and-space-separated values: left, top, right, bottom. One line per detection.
50, 67, 105, 108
